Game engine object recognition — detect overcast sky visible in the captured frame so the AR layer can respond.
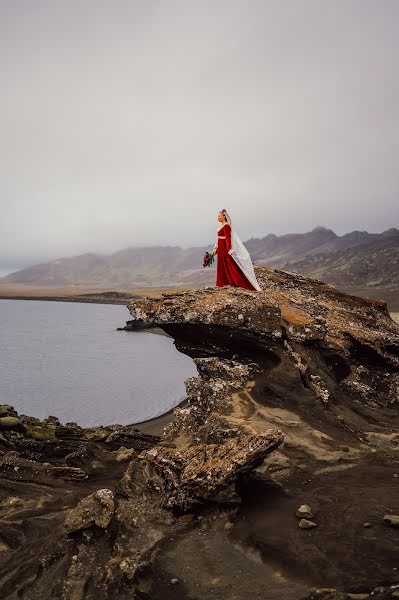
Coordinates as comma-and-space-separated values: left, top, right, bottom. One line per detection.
0, 0, 398, 272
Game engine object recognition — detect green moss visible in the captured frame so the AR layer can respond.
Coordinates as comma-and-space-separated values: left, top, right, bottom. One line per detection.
25, 424, 56, 440
0, 405, 15, 417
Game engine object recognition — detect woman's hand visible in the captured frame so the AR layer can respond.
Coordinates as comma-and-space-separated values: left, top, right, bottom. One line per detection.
213, 244, 218, 255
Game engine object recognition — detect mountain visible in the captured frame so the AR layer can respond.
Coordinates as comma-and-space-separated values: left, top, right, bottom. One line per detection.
246, 226, 394, 266
0, 246, 209, 288
282, 228, 399, 308
1, 227, 398, 308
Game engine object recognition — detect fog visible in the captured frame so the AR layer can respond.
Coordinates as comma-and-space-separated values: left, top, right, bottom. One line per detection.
1, 0, 398, 272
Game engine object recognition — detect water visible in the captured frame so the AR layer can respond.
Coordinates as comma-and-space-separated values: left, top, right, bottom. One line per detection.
0, 299, 197, 427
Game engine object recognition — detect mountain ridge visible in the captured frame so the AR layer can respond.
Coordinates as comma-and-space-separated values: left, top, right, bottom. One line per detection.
1, 226, 398, 308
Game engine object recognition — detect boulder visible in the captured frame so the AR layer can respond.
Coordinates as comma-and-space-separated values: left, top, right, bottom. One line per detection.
0, 416, 25, 433
64, 489, 115, 534
145, 429, 284, 510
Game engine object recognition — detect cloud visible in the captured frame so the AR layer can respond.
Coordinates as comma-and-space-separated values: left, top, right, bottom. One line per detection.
0, 0, 398, 269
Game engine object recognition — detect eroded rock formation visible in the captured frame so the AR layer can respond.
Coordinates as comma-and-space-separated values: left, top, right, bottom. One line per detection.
1, 266, 399, 599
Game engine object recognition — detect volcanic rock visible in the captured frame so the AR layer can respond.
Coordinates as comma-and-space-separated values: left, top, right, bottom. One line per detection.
1, 266, 399, 599
145, 428, 283, 509
64, 489, 115, 533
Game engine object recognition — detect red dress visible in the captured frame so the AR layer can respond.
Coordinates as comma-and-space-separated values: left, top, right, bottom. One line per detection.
216, 223, 256, 290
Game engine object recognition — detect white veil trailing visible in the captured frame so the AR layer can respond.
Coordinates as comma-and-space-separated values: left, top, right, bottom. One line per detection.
222, 210, 261, 291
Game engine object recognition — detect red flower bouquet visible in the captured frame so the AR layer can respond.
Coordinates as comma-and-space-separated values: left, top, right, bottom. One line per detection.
203, 251, 215, 268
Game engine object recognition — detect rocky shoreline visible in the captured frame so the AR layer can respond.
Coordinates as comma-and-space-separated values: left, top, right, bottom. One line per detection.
1, 266, 399, 599
0, 291, 135, 305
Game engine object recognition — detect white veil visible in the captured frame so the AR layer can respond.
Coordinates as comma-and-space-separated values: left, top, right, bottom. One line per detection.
222, 210, 261, 291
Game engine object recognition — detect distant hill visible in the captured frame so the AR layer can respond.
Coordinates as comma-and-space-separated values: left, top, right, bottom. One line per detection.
246, 226, 398, 266
1, 227, 398, 308
0, 246, 212, 288
282, 228, 399, 309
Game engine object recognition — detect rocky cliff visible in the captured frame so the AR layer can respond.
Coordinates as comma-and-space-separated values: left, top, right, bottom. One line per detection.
1, 266, 399, 599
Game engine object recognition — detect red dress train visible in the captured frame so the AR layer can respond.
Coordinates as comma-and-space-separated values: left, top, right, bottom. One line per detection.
216, 223, 256, 291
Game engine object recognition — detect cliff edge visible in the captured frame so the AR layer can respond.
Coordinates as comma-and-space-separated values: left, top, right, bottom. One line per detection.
1, 266, 399, 600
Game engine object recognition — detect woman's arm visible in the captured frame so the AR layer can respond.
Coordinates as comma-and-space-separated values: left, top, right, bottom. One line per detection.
225, 224, 233, 255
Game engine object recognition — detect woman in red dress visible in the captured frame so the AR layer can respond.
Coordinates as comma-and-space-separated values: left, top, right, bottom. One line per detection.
213, 209, 261, 291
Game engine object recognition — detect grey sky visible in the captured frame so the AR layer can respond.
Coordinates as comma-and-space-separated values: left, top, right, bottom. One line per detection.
1, 0, 398, 271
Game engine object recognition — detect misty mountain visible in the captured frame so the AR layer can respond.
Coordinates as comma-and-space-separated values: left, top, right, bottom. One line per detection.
282, 228, 399, 308
1, 227, 398, 308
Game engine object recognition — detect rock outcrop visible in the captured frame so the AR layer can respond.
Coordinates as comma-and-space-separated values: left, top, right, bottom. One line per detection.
1, 266, 399, 600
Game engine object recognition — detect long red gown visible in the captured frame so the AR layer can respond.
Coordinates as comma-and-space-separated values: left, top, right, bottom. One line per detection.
216, 223, 256, 290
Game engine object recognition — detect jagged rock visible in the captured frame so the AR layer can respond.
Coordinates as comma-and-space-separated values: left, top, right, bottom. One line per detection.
145, 429, 284, 509
128, 266, 399, 410
113, 446, 135, 462
0, 451, 87, 482
55, 422, 84, 440
64, 489, 115, 533
104, 426, 160, 451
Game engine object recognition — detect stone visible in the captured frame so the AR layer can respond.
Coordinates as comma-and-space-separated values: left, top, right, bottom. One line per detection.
145, 429, 284, 510
383, 514, 399, 527
0, 404, 16, 417
170, 578, 180, 585
0, 416, 25, 433
178, 513, 195, 523
105, 427, 160, 451
298, 518, 318, 529
64, 489, 115, 533
113, 446, 135, 462
296, 504, 314, 518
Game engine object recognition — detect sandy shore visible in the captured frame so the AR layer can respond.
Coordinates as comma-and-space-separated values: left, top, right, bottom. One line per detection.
132, 402, 186, 437
0, 284, 190, 304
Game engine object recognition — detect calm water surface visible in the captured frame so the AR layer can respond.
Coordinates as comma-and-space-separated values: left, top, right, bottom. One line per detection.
0, 299, 197, 427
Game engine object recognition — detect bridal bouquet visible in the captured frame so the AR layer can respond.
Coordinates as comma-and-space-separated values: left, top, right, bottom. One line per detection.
203, 251, 215, 268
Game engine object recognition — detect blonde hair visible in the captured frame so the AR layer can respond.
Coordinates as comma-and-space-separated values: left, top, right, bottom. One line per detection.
220, 208, 232, 226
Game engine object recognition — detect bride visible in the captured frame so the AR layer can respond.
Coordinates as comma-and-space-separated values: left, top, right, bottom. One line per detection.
213, 209, 261, 291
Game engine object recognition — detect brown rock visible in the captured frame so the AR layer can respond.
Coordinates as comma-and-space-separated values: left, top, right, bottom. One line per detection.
296, 504, 314, 518
383, 514, 399, 528
298, 518, 318, 529
64, 489, 115, 533
145, 428, 284, 510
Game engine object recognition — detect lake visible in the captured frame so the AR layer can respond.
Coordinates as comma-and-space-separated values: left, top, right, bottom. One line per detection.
0, 299, 197, 427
